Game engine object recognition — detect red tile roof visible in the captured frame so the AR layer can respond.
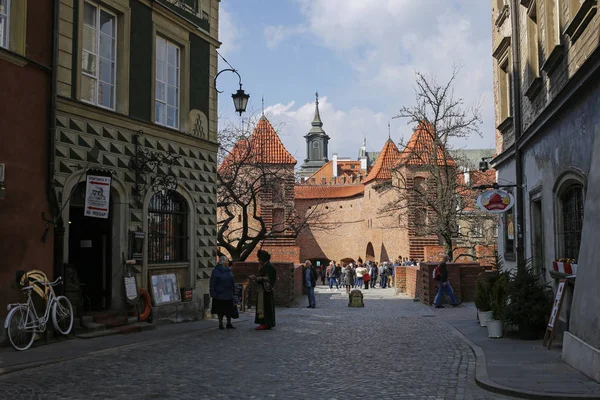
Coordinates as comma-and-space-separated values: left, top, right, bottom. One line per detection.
306, 159, 364, 184
398, 121, 456, 167
221, 116, 296, 168
295, 185, 364, 199
363, 139, 401, 184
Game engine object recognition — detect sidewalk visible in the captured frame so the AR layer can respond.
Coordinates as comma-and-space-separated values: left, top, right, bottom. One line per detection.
0, 313, 254, 377
440, 303, 600, 399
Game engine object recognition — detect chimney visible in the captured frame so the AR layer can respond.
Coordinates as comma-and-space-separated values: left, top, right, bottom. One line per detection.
332, 153, 338, 178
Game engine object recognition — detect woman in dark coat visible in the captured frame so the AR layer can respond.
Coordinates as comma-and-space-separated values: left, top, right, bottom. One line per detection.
250, 250, 277, 330
209, 256, 236, 329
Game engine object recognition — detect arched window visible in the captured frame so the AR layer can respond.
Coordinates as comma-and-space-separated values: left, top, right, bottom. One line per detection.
560, 184, 584, 260
148, 191, 188, 263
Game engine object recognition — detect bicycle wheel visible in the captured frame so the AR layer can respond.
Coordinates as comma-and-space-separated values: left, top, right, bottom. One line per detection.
52, 296, 73, 335
5, 305, 36, 351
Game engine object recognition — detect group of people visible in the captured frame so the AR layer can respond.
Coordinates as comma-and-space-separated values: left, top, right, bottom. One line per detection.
323, 260, 396, 294
209, 250, 277, 331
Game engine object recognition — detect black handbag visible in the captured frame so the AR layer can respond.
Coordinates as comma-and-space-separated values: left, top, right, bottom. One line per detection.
231, 304, 240, 319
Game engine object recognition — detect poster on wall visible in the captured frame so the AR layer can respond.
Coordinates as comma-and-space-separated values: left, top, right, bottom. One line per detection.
150, 273, 181, 306
84, 175, 111, 218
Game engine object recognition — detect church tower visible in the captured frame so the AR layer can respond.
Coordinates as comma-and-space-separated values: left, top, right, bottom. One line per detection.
299, 92, 330, 179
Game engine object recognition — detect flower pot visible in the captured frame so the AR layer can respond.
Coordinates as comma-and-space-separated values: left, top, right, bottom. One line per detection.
487, 319, 504, 338
478, 310, 493, 327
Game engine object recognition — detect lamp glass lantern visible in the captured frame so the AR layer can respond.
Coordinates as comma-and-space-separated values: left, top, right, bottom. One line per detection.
232, 88, 250, 116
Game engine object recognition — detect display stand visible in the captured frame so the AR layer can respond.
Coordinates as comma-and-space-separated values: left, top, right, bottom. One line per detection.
543, 280, 566, 349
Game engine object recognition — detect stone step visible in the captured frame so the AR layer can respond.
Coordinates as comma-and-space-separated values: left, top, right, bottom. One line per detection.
76, 329, 121, 340
81, 321, 107, 332
110, 322, 155, 335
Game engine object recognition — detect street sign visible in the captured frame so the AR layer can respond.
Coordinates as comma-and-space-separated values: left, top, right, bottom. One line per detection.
476, 189, 514, 214
84, 175, 111, 219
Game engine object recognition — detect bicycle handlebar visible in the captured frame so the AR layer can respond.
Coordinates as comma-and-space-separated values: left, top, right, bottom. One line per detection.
30, 276, 63, 286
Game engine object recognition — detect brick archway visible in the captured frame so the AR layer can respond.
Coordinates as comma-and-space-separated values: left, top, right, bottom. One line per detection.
366, 242, 375, 262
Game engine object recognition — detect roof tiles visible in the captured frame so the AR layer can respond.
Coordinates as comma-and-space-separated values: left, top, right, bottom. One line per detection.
295, 185, 364, 199
398, 121, 456, 167
363, 139, 401, 184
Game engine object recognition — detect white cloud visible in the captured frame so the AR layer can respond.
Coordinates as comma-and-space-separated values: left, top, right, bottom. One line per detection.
281, 0, 495, 151
264, 25, 307, 49
218, 3, 239, 56
263, 97, 388, 165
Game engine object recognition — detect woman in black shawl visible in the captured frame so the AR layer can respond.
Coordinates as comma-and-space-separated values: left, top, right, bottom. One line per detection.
249, 250, 277, 330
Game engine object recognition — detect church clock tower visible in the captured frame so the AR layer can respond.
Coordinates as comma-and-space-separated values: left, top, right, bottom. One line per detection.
299, 92, 330, 179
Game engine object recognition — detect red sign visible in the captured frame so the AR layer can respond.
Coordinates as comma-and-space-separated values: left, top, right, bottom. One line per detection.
476, 189, 514, 213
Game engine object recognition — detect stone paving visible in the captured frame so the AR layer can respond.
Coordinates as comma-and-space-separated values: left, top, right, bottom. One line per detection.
0, 286, 517, 400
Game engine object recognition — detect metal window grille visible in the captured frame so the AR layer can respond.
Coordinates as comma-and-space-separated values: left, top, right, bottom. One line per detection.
562, 185, 584, 260
148, 191, 188, 263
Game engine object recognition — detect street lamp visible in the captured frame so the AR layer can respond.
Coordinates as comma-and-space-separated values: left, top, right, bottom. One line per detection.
214, 68, 250, 116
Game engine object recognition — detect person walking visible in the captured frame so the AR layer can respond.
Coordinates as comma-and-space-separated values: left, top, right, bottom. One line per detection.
320, 265, 326, 286
327, 261, 339, 290
343, 265, 354, 294
209, 256, 236, 330
433, 255, 460, 308
303, 260, 317, 308
379, 262, 388, 288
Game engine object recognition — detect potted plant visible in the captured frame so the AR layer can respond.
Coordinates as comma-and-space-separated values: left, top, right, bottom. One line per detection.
505, 262, 553, 340
475, 275, 493, 327
487, 270, 509, 338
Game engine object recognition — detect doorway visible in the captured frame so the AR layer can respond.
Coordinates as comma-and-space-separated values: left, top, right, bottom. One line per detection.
68, 183, 113, 311
531, 198, 544, 276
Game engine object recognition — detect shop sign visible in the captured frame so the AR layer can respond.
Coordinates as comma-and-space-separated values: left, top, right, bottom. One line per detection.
476, 189, 514, 213
84, 175, 111, 218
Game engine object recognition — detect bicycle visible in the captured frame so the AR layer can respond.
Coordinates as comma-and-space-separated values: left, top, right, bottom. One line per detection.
4, 276, 74, 351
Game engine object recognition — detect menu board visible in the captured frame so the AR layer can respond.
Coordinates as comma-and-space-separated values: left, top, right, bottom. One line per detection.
233, 284, 244, 305
150, 273, 181, 306
124, 276, 138, 301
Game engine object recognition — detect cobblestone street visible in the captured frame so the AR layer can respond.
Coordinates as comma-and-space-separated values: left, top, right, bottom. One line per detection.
0, 287, 516, 400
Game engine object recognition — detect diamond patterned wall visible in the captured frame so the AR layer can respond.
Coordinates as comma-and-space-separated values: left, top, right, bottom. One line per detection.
54, 113, 218, 279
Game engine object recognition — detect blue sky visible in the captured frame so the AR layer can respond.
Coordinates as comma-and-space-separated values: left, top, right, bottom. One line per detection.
218, 0, 495, 162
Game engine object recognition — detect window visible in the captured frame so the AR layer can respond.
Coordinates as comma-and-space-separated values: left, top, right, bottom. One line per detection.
560, 185, 584, 260
415, 208, 427, 232
498, 53, 512, 125
148, 191, 188, 263
525, 2, 541, 96
541, 0, 563, 72
155, 36, 180, 129
0, 0, 8, 49
471, 221, 484, 238
81, 2, 117, 109
272, 208, 284, 230
565, 0, 596, 42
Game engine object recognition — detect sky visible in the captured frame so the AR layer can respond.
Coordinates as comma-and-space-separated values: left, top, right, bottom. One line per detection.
217, 0, 495, 164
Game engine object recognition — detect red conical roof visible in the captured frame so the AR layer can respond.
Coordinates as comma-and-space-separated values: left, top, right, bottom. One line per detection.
398, 121, 456, 167
363, 139, 401, 184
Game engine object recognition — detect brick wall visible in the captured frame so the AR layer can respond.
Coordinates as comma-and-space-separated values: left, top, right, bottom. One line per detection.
423, 246, 468, 262
244, 245, 301, 264
231, 262, 300, 306
405, 266, 419, 299
459, 263, 486, 302
394, 266, 406, 292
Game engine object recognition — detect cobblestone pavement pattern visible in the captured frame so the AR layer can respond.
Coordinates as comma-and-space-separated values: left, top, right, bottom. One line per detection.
0, 287, 517, 400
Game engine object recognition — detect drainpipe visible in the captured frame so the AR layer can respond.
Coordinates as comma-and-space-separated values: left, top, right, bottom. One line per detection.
48, 0, 65, 286
510, 0, 526, 268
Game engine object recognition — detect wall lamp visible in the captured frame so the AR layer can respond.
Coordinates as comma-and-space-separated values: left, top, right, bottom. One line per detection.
214, 68, 250, 116
479, 157, 494, 172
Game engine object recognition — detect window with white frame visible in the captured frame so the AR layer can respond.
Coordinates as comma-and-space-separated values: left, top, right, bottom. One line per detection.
471, 221, 484, 238
155, 36, 180, 129
81, 2, 117, 109
0, 0, 9, 49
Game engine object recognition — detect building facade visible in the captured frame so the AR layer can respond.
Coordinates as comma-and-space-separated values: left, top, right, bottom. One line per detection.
53, 0, 220, 321
0, 0, 55, 322
491, 0, 600, 381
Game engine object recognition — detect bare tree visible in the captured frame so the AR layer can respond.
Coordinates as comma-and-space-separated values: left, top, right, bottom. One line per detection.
380, 67, 484, 259
217, 114, 328, 262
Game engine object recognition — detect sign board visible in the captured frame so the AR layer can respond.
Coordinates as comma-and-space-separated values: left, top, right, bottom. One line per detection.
348, 290, 364, 308
84, 175, 111, 218
124, 276, 138, 301
543, 280, 567, 349
233, 283, 244, 305
150, 273, 181, 306
476, 189, 514, 214
129, 232, 145, 262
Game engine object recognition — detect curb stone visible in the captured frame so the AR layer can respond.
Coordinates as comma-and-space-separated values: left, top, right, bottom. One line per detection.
444, 321, 600, 400
0, 316, 252, 377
